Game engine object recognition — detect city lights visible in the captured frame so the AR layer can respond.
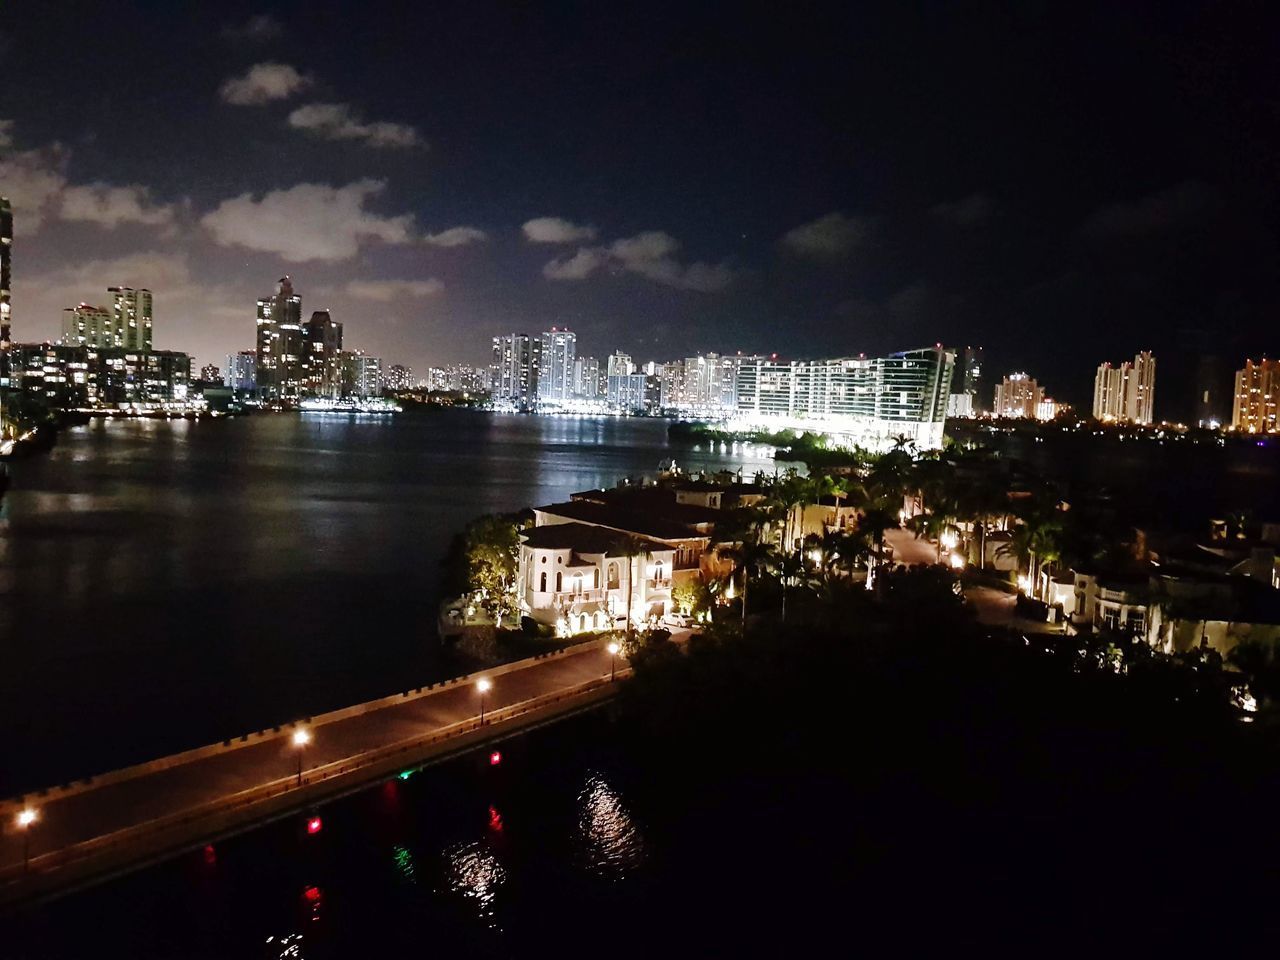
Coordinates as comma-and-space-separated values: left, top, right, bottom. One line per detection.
477, 677, 492, 723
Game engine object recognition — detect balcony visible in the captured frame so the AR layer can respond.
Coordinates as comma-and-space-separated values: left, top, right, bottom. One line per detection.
647, 578, 672, 591
554, 587, 605, 604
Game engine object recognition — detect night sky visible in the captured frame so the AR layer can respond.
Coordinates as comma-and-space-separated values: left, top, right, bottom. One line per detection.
2, 1, 1278, 415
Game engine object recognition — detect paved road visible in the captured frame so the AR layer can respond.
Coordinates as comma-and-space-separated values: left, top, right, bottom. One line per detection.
883, 530, 1060, 634
0, 642, 621, 879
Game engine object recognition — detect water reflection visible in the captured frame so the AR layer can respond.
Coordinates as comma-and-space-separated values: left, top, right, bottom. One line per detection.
391, 843, 418, 884
440, 840, 506, 929
574, 772, 646, 880
265, 932, 304, 959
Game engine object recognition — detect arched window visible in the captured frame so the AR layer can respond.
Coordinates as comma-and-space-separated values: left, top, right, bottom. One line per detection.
594, 567, 600, 589
573, 574, 583, 596
539, 572, 547, 592
654, 560, 665, 584
555, 571, 562, 592
607, 562, 619, 588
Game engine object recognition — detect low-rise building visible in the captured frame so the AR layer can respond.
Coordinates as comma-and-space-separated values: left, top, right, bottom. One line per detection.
517, 523, 675, 634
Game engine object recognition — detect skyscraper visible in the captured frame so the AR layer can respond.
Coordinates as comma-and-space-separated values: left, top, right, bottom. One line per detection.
993, 373, 1044, 419
108, 287, 153, 351
302, 309, 343, 398
1194, 354, 1228, 428
1091, 351, 1155, 424
490, 333, 541, 402
538, 328, 576, 402
225, 351, 257, 392
1232, 359, 1280, 434
1, 197, 12, 351
61, 303, 116, 347
256, 277, 304, 401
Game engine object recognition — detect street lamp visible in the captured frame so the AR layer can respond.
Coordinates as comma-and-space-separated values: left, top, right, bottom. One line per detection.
292, 728, 311, 786
607, 641, 621, 681
16, 807, 37, 873
477, 678, 492, 724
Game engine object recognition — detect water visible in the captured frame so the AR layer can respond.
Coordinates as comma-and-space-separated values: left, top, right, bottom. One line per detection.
0, 411, 781, 793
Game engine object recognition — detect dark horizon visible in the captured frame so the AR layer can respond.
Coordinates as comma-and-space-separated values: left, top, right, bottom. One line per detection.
2, 1, 1278, 418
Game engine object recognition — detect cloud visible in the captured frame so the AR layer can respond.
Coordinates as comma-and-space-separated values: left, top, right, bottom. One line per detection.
522, 216, 598, 244
779, 211, 869, 258
219, 62, 310, 105
423, 226, 487, 248
930, 193, 992, 225
201, 179, 415, 262
543, 248, 607, 280
0, 118, 13, 149
59, 184, 175, 228
0, 145, 69, 231
287, 102, 422, 149
542, 230, 732, 291
1081, 181, 1220, 239
345, 279, 444, 301
222, 14, 283, 42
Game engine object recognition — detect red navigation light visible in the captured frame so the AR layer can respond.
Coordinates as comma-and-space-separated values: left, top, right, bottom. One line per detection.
306, 816, 323, 835
202, 844, 217, 865
489, 750, 502, 766
304, 885, 322, 903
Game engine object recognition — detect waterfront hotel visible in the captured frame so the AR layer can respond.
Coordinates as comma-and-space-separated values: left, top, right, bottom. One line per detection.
730, 346, 954, 452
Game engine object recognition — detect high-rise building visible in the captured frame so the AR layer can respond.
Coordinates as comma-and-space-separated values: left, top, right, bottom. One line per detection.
1092, 351, 1155, 424
256, 277, 304, 401
199, 363, 221, 383
385, 364, 414, 392
1232, 359, 1280, 434
572, 356, 601, 399
302, 309, 343, 398
607, 372, 649, 411
993, 373, 1045, 419
61, 303, 116, 347
948, 345, 983, 417
538, 328, 576, 402
490, 334, 541, 402
607, 352, 633, 377
1, 196, 12, 352
340, 350, 382, 398
733, 347, 954, 451
225, 351, 257, 392
108, 287, 153, 351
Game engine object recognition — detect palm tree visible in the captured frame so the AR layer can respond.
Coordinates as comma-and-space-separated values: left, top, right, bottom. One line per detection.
724, 537, 776, 628
612, 534, 650, 642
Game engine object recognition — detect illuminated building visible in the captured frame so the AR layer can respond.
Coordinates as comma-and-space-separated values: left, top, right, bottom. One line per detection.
607, 372, 648, 411
1, 196, 11, 352
948, 345, 983, 418
6, 343, 191, 410
225, 350, 256, 392
199, 363, 220, 383
658, 354, 745, 413
302, 309, 343, 398
572, 356, 600, 399
1232, 359, 1280, 434
733, 346, 954, 451
517, 523, 675, 634
993, 372, 1044, 419
490, 333, 541, 402
108, 287, 153, 351
538, 327, 576, 403
340, 349, 382, 398
428, 364, 488, 393
385, 363, 414, 392
1092, 351, 1155, 424
255, 277, 304, 401
60, 304, 116, 347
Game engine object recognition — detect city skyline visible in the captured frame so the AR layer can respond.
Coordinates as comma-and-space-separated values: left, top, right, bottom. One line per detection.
1, 4, 1278, 418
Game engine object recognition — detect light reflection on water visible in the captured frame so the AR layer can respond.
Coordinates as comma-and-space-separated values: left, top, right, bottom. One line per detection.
439, 841, 507, 930
574, 771, 646, 880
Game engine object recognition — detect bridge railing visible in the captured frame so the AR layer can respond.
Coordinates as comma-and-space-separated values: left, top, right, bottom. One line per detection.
0, 665, 630, 899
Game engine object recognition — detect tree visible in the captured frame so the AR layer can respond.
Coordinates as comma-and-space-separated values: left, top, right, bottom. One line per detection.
464, 515, 522, 623
724, 537, 777, 627
613, 534, 651, 642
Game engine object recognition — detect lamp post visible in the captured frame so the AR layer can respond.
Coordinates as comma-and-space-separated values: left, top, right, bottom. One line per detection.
477, 677, 492, 724
607, 641, 620, 681
16, 807, 37, 873
292, 728, 311, 786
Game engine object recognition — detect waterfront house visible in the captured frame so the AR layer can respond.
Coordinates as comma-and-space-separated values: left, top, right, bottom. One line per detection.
517, 522, 675, 634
